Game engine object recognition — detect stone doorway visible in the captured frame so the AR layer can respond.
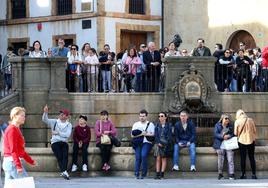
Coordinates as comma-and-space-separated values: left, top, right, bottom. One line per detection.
120, 30, 147, 52
227, 30, 256, 51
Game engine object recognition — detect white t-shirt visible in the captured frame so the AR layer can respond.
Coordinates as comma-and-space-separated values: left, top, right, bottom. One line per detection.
132, 121, 155, 143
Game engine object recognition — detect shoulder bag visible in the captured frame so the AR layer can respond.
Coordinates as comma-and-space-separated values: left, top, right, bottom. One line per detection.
100, 121, 111, 145
220, 118, 247, 150
145, 122, 155, 142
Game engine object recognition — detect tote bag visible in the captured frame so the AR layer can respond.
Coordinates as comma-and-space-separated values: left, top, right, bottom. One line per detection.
4, 177, 35, 188
220, 136, 239, 150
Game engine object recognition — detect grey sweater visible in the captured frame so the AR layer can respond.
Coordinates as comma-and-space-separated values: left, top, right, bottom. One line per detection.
42, 112, 72, 144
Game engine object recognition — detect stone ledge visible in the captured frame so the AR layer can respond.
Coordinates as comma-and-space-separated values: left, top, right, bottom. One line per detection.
23, 146, 268, 174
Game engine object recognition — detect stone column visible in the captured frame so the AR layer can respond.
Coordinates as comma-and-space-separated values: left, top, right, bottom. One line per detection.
48, 57, 68, 92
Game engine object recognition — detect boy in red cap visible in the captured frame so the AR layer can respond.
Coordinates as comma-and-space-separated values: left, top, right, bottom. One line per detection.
42, 105, 72, 180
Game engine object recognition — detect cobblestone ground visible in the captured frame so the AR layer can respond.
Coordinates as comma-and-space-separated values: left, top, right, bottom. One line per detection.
24, 177, 268, 188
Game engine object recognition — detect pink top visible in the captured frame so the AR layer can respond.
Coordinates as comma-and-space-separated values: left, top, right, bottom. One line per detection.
125, 56, 142, 75
95, 119, 117, 144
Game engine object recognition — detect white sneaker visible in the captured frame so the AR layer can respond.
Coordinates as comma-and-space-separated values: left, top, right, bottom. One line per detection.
172, 165, 179, 171
82, 164, 88, 172
71, 164, 78, 172
190, 165, 196, 172
61, 171, 70, 180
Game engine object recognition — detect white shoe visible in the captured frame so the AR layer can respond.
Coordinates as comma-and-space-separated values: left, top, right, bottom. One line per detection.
172, 165, 179, 171
190, 165, 196, 172
82, 164, 88, 172
71, 164, 78, 172
61, 171, 70, 180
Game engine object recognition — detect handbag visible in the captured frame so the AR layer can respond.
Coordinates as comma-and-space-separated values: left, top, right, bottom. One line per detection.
4, 177, 35, 188
100, 121, 111, 145
145, 122, 155, 142
101, 135, 111, 145
220, 136, 239, 150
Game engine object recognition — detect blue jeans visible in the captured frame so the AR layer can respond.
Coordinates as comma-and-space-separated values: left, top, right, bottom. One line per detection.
173, 142, 196, 166
134, 143, 153, 177
101, 70, 111, 91
2, 158, 28, 183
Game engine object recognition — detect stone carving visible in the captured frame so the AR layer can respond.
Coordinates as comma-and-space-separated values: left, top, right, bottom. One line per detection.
169, 63, 216, 113
172, 34, 183, 49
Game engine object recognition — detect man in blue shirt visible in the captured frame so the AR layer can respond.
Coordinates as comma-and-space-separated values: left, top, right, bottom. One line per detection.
52, 38, 69, 57
173, 111, 197, 172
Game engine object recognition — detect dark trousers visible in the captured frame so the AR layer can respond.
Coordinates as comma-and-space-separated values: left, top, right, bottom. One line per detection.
51, 142, 69, 172
239, 142, 256, 175
72, 142, 89, 166
96, 143, 113, 165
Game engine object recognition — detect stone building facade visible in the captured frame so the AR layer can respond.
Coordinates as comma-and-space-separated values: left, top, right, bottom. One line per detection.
0, 0, 162, 55
164, 0, 268, 52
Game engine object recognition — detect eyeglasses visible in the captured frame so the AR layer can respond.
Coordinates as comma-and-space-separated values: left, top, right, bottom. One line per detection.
71, 48, 76, 50
158, 115, 165, 118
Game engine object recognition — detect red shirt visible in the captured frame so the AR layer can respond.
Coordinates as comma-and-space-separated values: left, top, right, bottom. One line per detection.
262, 46, 268, 68
4, 124, 34, 170
73, 124, 91, 144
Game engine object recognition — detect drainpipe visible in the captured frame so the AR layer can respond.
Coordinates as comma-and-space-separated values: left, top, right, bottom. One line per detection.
161, 0, 164, 48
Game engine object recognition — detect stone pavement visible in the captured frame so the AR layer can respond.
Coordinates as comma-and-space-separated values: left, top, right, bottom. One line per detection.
19, 177, 268, 188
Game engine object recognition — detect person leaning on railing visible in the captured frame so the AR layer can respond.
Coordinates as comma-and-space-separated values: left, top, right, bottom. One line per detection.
29, 40, 47, 58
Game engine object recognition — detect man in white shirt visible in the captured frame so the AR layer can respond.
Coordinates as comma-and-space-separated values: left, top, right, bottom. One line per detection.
131, 109, 155, 179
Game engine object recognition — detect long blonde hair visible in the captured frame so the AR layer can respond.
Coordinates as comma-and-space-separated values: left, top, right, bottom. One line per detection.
10, 107, 26, 121
235, 109, 247, 120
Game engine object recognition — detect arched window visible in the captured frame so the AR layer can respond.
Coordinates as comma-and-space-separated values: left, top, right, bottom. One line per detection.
227, 30, 256, 51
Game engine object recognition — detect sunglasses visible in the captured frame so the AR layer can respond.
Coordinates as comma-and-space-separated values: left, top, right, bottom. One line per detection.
224, 117, 229, 120
71, 48, 76, 50
141, 46, 146, 48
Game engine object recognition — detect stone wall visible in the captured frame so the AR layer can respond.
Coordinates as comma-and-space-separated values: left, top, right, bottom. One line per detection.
24, 146, 268, 175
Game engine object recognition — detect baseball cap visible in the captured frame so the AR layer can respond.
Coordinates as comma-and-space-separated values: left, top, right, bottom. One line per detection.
59, 109, 70, 116
79, 115, 87, 121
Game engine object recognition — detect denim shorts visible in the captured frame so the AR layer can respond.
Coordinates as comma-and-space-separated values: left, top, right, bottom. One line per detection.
2, 158, 28, 181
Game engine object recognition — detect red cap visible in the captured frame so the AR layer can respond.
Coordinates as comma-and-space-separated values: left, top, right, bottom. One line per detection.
59, 109, 70, 116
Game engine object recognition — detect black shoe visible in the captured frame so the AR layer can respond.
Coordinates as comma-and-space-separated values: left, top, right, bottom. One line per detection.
154, 172, 161, 180
218, 174, 224, 180
252, 175, 258, 179
229, 174, 235, 180
160, 172, 165, 179
240, 174, 247, 179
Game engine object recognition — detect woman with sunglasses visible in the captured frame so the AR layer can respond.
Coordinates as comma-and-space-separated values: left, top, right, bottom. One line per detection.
154, 112, 172, 179
213, 114, 235, 180
67, 44, 83, 92
217, 49, 235, 92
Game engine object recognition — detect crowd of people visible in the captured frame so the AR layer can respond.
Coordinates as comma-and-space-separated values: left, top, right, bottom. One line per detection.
0, 106, 257, 185
2, 37, 268, 94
